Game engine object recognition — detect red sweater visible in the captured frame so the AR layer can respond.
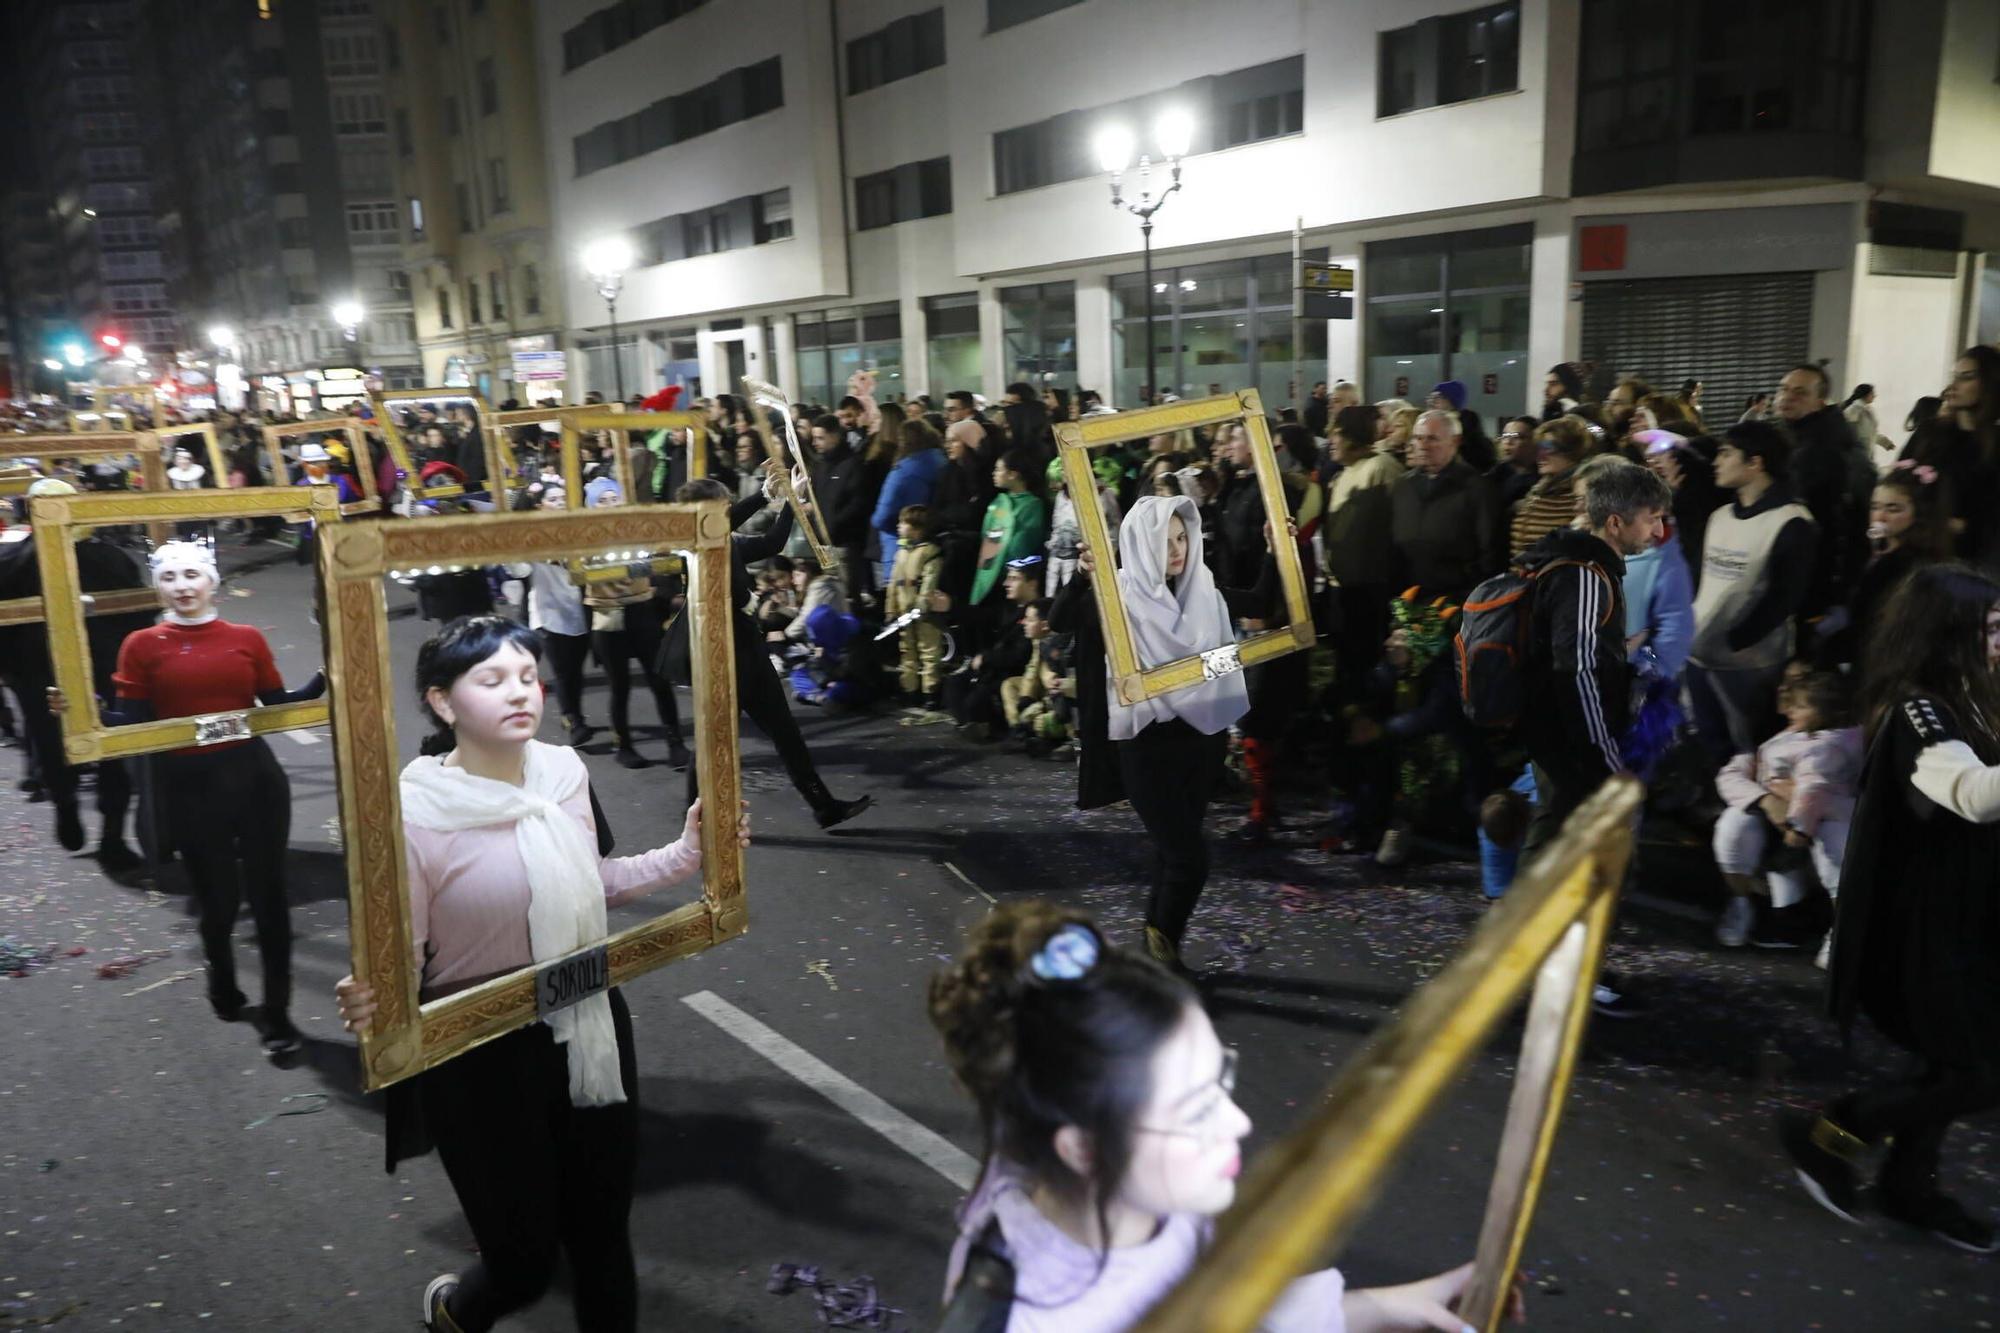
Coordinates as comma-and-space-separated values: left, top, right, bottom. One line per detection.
114, 619, 283, 752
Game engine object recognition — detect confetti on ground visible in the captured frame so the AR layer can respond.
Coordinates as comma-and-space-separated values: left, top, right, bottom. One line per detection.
766, 1263, 908, 1331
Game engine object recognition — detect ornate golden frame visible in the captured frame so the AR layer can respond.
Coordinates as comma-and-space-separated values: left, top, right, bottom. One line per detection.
485, 404, 595, 506
0, 433, 171, 543
739, 376, 837, 568
31, 486, 344, 762
1054, 390, 1313, 705
261, 419, 381, 515
321, 502, 746, 1091
67, 384, 161, 432
556, 410, 709, 583
151, 422, 230, 488
367, 386, 496, 501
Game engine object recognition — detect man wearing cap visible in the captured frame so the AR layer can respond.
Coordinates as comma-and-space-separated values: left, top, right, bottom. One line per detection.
1428, 379, 1495, 471
942, 556, 1046, 741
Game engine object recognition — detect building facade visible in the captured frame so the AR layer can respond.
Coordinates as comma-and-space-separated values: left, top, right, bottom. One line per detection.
382, 0, 569, 403
522, 0, 1997, 424
143, 0, 419, 413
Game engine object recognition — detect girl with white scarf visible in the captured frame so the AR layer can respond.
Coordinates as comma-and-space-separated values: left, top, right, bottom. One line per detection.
1103, 496, 1252, 972
333, 616, 749, 1333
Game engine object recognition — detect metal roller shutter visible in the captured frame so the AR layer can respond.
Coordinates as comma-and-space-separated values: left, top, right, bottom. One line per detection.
1580, 272, 1814, 423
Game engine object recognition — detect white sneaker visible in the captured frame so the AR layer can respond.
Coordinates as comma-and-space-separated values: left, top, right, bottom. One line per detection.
1374, 826, 1410, 868
1715, 895, 1754, 948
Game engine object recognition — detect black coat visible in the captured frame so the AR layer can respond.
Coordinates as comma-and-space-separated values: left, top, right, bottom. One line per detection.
807, 442, 868, 547
1048, 569, 1119, 810
1389, 457, 1500, 603
657, 495, 791, 685
1830, 694, 2000, 1065
1786, 405, 1873, 613
1903, 420, 2000, 571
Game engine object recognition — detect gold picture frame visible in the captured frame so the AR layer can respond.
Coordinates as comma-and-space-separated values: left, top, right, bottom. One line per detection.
31, 486, 344, 763
1055, 390, 1313, 705
739, 376, 838, 569
262, 419, 382, 516
556, 410, 708, 584
321, 502, 746, 1091
0, 432, 171, 543
367, 386, 496, 501
67, 383, 161, 432
151, 422, 230, 487
485, 404, 597, 506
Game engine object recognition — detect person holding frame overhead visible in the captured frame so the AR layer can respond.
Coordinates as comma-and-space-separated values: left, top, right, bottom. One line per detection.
333, 615, 750, 1333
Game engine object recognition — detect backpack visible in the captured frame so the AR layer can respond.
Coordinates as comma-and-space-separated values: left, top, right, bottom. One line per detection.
1455, 558, 1612, 729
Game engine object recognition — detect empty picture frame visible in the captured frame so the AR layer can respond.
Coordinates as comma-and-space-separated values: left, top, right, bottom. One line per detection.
67, 383, 160, 432
320, 501, 746, 1091
555, 409, 707, 583
1055, 390, 1313, 706
31, 485, 343, 762
485, 404, 596, 508
151, 422, 230, 488
367, 386, 496, 501
0, 432, 171, 544
262, 419, 382, 515
739, 376, 838, 568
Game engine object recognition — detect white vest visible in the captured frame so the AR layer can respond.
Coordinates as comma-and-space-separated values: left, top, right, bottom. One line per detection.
1691, 497, 1813, 670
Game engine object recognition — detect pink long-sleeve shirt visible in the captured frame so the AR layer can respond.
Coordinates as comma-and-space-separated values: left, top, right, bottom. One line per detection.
405, 783, 702, 997
1713, 725, 1864, 836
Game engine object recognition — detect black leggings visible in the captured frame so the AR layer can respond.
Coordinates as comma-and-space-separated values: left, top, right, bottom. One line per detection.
1117, 719, 1229, 946
420, 989, 640, 1332
590, 601, 680, 741
1836, 1059, 2000, 1196
9, 681, 132, 832
687, 642, 837, 816
159, 739, 291, 1012
541, 629, 591, 727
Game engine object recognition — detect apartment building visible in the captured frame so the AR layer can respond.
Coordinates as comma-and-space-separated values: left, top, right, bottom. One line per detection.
532, 0, 1999, 424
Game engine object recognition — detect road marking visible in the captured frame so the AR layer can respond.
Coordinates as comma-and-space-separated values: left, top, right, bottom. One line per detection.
285, 729, 324, 746
682, 989, 979, 1191
941, 859, 995, 905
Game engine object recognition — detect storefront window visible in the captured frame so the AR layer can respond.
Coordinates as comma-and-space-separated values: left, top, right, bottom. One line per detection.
1364, 224, 1530, 417
795, 303, 902, 408
1110, 251, 1325, 408
999, 281, 1077, 391
923, 292, 981, 397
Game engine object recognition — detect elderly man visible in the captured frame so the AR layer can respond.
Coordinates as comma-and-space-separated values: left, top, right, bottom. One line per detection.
1389, 408, 1501, 603
1774, 363, 1872, 614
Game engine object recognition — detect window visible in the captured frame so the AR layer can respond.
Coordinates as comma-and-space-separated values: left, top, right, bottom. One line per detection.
847, 8, 945, 94
987, 0, 1085, 32
1378, 2, 1519, 117
478, 58, 498, 116
684, 204, 732, 257
384, 23, 400, 70
489, 270, 505, 320
456, 181, 474, 232
488, 157, 510, 213
322, 32, 381, 76
408, 195, 426, 240
443, 96, 461, 135
999, 282, 1077, 392
854, 157, 952, 229
388, 268, 411, 296
345, 200, 399, 236
522, 263, 541, 316
571, 57, 782, 176
924, 293, 981, 395
395, 108, 413, 155
1363, 225, 1529, 416
331, 91, 386, 134
753, 188, 792, 243
437, 287, 453, 329
1112, 252, 1327, 407
562, 0, 712, 73
467, 279, 482, 325
794, 303, 903, 404
993, 55, 1301, 195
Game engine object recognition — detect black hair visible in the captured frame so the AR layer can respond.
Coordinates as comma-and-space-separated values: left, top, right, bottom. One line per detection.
947, 390, 978, 413
1006, 381, 1035, 401
1274, 422, 1316, 471
1723, 419, 1793, 482
931, 903, 1196, 1294
1905, 395, 1943, 433
838, 395, 864, 412
1025, 597, 1052, 619
1843, 383, 1874, 409
1792, 668, 1855, 731
414, 615, 543, 756
1331, 404, 1379, 452
1862, 563, 2000, 759
813, 413, 841, 436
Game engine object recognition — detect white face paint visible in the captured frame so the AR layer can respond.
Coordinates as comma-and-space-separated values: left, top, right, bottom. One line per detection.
156, 561, 218, 620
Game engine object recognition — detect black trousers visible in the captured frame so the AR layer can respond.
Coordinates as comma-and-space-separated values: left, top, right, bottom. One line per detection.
159, 739, 291, 1013
540, 629, 592, 728
590, 601, 681, 742
1332, 583, 1389, 706
1837, 1059, 2000, 1196
1117, 719, 1229, 946
420, 990, 640, 1333
9, 682, 132, 835
687, 644, 836, 816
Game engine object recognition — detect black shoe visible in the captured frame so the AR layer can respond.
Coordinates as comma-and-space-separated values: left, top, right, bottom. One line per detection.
54, 803, 85, 852
1877, 1188, 1998, 1253
813, 794, 873, 829
614, 744, 650, 770
208, 985, 249, 1023
1779, 1112, 1865, 1225
423, 1273, 464, 1333
261, 1013, 303, 1057
97, 838, 145, 874
1144, 926, 1200, 981
562, 718, 597, 747
16, 777, 40, 792
27, 788, 48, 804
1751, 902, 1820, 950
1224, 818, 1272, 845
666, 737, 692, 771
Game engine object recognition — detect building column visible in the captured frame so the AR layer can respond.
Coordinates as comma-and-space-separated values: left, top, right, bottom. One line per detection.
978, 286, 1006, 400
1526, 207, 1575, 419
899, 291, 927, 406
771, 316, 797, 402
1074, 274, 1113, 405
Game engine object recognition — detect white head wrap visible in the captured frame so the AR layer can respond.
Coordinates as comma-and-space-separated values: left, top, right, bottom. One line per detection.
1107, 495, 1249, 741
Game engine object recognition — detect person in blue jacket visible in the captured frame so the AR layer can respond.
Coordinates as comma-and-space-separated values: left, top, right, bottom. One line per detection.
871, 419, 948, 586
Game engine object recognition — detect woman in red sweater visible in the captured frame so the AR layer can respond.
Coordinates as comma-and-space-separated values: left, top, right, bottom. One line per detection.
106, 540, 324, 1054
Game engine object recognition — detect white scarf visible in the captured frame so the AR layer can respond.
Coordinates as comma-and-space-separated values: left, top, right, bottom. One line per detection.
399, 740, 624, 1106
1107, 496, 1249, 741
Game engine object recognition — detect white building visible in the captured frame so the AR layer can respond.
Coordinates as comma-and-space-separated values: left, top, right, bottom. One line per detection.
533, 0, 2000, 426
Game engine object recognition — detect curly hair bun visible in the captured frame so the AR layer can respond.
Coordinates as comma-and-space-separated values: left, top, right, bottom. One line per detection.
929, 901, 1085, 1102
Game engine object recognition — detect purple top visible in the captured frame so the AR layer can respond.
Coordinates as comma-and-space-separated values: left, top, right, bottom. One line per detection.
945, 1165, 1346, 1332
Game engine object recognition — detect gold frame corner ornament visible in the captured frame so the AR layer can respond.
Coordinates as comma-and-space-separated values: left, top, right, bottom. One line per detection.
1055, 390, 1313, 705
321, 502, 744, 1091
30, 486, 343, 762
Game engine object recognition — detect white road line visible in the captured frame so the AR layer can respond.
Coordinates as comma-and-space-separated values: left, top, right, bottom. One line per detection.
285, 729, 324, 746
681, 989, 979, 1191
941, 859, 995, 905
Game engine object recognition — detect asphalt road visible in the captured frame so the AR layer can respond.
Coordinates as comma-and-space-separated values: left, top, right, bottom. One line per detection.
1, 549, 1993, 1331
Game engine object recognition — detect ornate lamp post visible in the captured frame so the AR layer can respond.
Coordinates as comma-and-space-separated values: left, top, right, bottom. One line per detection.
1094, 109, 1194, 405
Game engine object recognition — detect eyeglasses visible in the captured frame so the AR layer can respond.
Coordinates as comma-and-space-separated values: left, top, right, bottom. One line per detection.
1135, 1047, 1239, 1143
1498, 431, 1525, 442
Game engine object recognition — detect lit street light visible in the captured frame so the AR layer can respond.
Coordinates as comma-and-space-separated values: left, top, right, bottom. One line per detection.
581, 235, 636, 402
123, 343, 146, 365
208, 324, 237, 351
1094, 110, 1193, 405
62, 342, 85, 368
42, 358, 63, 372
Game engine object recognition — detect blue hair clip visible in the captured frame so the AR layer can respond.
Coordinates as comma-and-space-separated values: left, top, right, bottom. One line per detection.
1030, 923, 1101, 982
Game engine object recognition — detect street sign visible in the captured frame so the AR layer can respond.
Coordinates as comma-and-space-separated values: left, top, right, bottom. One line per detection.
513, 349, 567, 382
1301, 262, 1355, 320
1302, 263, 1354, 292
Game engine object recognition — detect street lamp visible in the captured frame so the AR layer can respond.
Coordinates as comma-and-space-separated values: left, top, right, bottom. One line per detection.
42, 358, 63, 372
1096, 109, 1192, 405
208, 324, 236, 352
581, 234, 635, 402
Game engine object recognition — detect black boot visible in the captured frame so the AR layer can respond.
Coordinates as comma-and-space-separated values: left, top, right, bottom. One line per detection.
97, 837, 144, 874
813, 794, 874, 829
54, 801, 85, 852
614, 735, 650, 769
665, 729, 692, 771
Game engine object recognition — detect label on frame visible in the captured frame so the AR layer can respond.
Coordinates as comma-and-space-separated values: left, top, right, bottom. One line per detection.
535, 943, 610, 1018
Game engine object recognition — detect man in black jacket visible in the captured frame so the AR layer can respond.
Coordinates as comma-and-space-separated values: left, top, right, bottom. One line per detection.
1390, 409, 1501, 603
808, 413, 876, 597
1776, 364, 1872, 615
